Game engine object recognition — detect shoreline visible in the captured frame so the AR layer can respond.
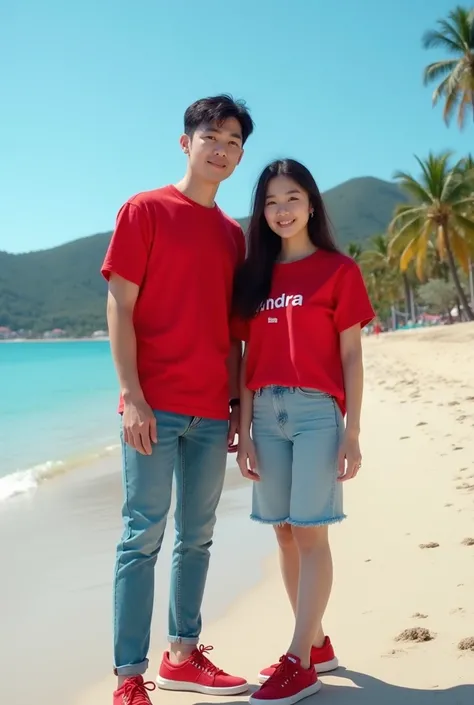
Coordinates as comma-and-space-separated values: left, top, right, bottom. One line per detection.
0, 336, 109, 343
2, 323, 473, 704
0, 454, 275, 705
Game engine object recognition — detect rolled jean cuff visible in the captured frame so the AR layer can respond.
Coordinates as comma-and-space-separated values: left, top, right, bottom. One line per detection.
114, 659, 148, 676
168, 635, 199, 645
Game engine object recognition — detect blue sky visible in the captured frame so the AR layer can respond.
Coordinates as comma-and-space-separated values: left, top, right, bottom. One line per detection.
1, 0, 470, 253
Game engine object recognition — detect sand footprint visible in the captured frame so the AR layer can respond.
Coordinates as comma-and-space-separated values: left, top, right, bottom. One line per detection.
419, 542, 439, 549
458, 637, 474, 652
456, 482, 474, 491
461, 537, 474, 546
395, 628, 434, 643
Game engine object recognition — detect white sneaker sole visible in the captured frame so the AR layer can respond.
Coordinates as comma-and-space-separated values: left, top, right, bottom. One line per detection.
258, 657, 339, 684
156, 676, 249, 696
249, 679, 321, 705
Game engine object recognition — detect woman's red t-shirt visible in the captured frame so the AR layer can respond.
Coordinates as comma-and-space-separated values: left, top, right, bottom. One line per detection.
233, 250, 375, 415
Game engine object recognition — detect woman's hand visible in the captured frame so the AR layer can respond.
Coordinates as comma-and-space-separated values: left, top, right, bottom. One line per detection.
337, 430, 362, 482
237, 434, 260, 481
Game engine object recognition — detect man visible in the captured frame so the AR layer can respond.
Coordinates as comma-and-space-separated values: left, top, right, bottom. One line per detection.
101, 94, 254, 705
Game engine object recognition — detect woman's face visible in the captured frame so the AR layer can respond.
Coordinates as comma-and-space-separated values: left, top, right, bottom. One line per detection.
263, 175, 313, 240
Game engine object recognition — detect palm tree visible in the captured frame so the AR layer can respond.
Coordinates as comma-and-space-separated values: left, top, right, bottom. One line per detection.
458, 153, 474, 306
388, 151, 474, 320
360, 233, 414, 319
347, 242, 362, 262
423, 6, 474, 128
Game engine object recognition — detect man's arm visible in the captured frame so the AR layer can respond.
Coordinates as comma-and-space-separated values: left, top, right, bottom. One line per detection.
107, 274, 142, 402
227, 338, 242, 450
107, 273, 157, 455
227, 338, 242, 400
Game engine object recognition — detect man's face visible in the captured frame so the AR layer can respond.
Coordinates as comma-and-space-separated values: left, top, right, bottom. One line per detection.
181, 117, 244, 184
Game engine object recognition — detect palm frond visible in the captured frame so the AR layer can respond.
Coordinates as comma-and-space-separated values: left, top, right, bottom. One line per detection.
388, 205, 425, 235
436, 225, 447, 260
415, 221, 432, 281
422, 29, 464, 54
457, 89, 472, 128
452, 195, 474, 211
423, 59, 458, 85
453, 213, 474, 239
440, 167, 470, 203
442, 7, 473, 48
399, 238, 420, 272
389, 215, 427, 255
450, 229, 471, 271
392, 170, 433, 203
458, 153, 474, 172
443, 83, 462, 125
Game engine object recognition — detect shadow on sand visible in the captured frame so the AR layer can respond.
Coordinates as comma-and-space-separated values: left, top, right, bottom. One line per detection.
197, 668, 474, 705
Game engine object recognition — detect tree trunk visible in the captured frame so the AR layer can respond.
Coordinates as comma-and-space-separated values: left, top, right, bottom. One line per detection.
442, 226, 474, 321
402, 273, 411, 318
454, 295, 463, 320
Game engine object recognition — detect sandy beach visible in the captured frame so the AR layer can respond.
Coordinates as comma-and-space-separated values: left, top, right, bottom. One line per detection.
2, 323, 474, 704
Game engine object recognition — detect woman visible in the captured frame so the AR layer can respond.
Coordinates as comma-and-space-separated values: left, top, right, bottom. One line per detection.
233, 159, 374, 704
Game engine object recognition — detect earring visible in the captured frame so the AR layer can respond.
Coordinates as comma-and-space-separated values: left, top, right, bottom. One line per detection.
310, 211, 314, 218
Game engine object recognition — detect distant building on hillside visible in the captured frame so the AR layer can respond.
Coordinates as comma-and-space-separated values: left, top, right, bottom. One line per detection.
0, 326, 16, 339
43, 328, 66, 339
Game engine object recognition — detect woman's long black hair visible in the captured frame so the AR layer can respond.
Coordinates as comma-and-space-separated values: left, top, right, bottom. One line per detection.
233, 158, 339, 320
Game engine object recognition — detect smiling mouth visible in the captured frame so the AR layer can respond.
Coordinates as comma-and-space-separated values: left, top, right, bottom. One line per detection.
207, 160, 226, 169
277, 219, 295, 227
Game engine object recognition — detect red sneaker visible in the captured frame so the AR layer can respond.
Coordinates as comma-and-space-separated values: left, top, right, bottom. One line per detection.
250, 654, 321, 705
156, 644, 248, 696
258, 637, 338, 683
113, 675, 156, 705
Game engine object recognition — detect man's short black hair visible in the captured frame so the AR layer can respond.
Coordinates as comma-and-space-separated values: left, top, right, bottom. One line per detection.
184, 94, 254, 145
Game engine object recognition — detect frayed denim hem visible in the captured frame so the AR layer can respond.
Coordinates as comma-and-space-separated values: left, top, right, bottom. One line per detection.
250, 514, 289, 526
287, 514, 347, 527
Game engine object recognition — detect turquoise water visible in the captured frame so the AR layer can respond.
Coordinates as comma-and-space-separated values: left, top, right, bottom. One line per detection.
0, 340, 120, 499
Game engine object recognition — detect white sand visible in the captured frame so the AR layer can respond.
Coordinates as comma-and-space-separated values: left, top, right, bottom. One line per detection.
52, 324, 474, 702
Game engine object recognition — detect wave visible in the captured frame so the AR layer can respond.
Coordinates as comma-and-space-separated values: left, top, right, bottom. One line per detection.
0, 444, 121, 503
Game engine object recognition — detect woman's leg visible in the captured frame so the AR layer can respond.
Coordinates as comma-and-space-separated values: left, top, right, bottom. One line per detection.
286, 390, 344, 666
273, 523, 329, 646
274, 523, 299, 614
287, 526, 333, 667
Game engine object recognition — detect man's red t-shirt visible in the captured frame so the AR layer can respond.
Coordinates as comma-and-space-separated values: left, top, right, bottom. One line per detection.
233, 250, 374, 415
101, 185, 245, 420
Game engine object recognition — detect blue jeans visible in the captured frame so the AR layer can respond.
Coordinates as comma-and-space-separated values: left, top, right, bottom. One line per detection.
251, 386, 345, 526
113, 410, 228, 676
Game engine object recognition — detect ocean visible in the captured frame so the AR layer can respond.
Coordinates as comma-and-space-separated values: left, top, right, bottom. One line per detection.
0, 339, 270, 705
0, 340, 120, 501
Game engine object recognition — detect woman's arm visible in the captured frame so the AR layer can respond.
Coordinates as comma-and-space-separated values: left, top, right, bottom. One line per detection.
340, 324, 364, 437
338, 324, 364, 481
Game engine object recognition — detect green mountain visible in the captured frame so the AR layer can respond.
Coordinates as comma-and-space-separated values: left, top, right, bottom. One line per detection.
0, 176, 406, 335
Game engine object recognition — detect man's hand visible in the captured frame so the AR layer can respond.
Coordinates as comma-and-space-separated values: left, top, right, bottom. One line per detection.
227, 406, 240, 452
123, 398, 157, 455
337, 430, 362, 482
237, 434, 260, 481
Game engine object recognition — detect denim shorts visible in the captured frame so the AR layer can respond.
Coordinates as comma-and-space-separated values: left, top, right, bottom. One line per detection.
251, 386, 345, 527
